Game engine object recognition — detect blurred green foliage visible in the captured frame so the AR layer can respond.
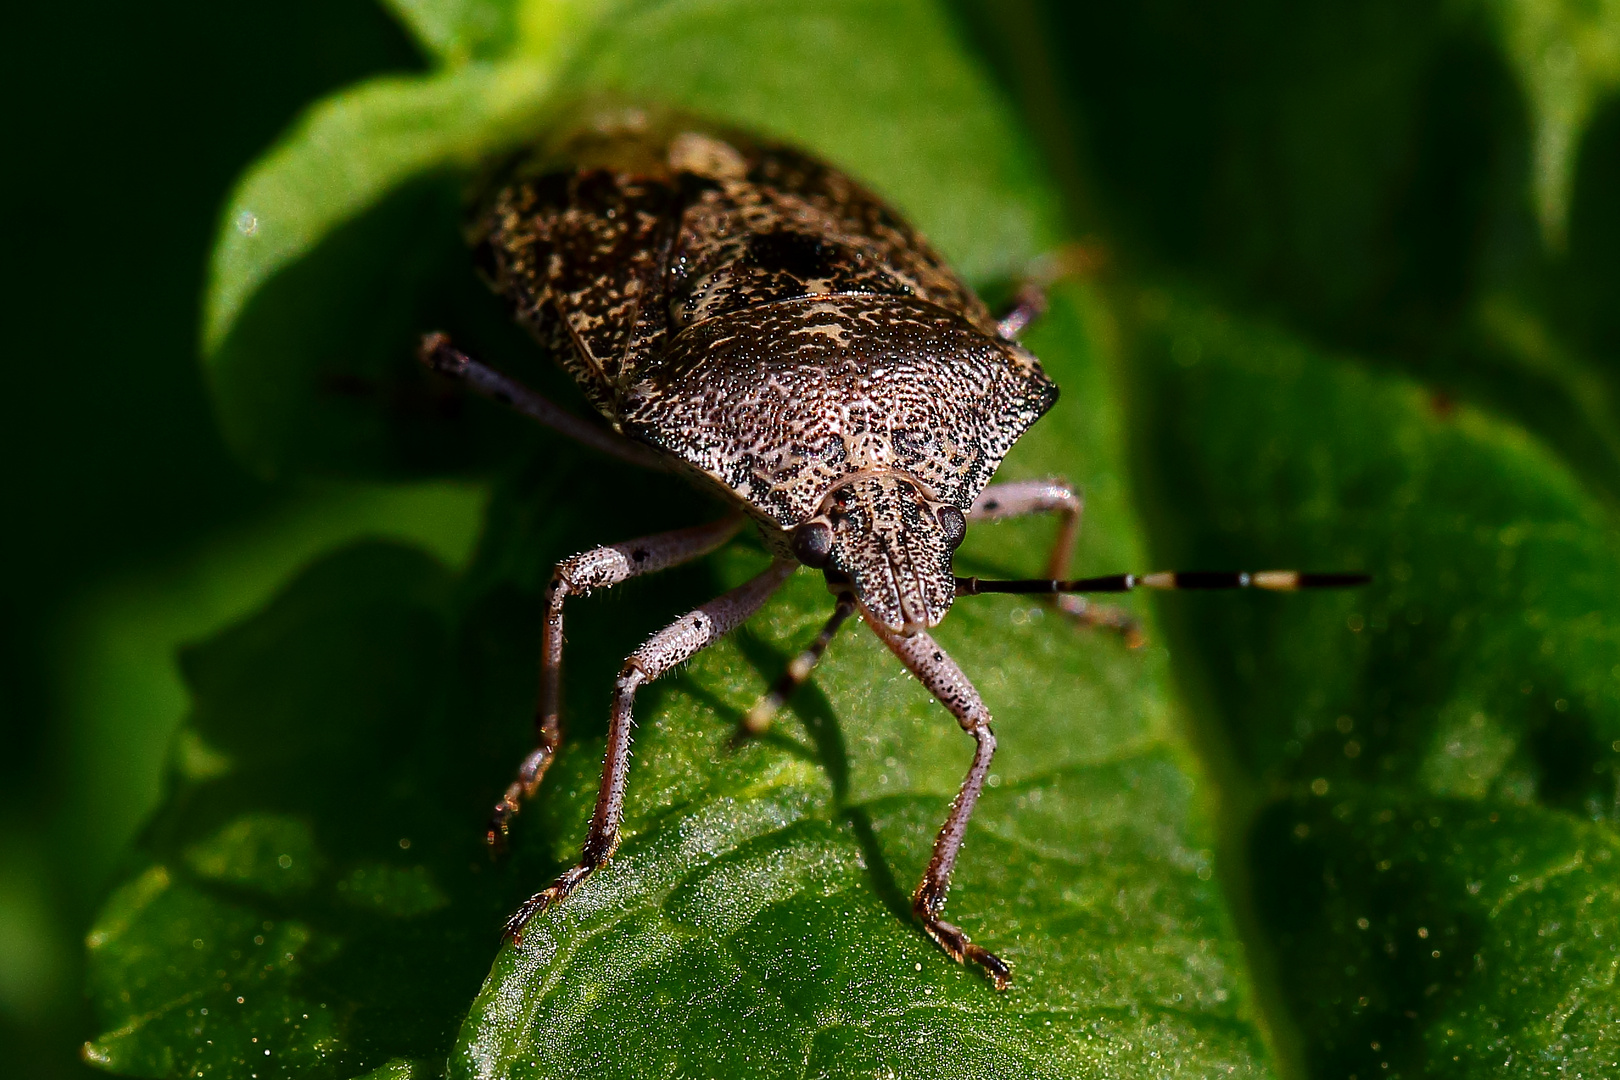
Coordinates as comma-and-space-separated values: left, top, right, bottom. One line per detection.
7, 0, 1620, 1077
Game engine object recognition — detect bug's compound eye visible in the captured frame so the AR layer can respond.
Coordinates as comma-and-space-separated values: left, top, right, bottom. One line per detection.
937, 505, 967, 549
792, 520, 835, 568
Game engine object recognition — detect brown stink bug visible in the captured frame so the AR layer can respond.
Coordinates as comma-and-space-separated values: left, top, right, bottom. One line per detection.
420, 104, 1366, 988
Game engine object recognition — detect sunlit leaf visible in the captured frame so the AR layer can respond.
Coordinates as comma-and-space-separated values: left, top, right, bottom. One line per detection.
202, 60, 558, 359
380, 0, 520, 63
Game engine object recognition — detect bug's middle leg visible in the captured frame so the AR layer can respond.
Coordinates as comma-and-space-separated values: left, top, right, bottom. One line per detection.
488, 516, 744, 850
970, 479, 1142, 645
868, 618, 1010, 989
504, 558, 797, 942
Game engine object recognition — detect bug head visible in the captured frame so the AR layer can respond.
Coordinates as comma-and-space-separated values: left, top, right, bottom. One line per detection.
792, 472, 967, 635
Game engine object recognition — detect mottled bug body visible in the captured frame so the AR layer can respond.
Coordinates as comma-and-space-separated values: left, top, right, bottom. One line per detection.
472, 115, 1055, 631
423, 106, 1363, 988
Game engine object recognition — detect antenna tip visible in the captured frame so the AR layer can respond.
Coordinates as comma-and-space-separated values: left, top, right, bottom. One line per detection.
1255, 571, 1372, 590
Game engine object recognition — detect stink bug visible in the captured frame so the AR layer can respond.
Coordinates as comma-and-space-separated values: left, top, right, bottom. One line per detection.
421, 104, 1366, 988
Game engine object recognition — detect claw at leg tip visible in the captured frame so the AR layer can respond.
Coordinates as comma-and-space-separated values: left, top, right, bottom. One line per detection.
966, 945, 1012, 990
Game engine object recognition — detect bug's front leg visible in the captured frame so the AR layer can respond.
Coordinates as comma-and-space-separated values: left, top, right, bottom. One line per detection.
504, 558, 798, 942
867, 619, 1011, 990
488, 517, 744, 851
970, 479, 1142, 646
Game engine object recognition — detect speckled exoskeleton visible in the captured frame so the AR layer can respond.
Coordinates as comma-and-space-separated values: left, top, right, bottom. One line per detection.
421, 105, 1364, 988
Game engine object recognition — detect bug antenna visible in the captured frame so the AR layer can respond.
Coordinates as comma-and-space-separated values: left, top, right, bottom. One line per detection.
956, 571, 1372, 596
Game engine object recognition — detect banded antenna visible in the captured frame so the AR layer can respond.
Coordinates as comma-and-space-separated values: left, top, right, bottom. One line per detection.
956, 571, 1371, 596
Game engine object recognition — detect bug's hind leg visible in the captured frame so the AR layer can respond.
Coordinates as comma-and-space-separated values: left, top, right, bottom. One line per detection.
504, 559, 797, 942
992, 244, 1106, 340
867, 618, 1010, 990
739, 594, 857, 737
487, 516, 744, 852
418, 332, 667, 470
970, 479, 1143, 647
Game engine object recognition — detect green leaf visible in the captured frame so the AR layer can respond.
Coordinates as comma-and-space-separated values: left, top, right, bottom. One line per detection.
957, 0, 1620, 512
81, 545, 480, 1077
203, 173, 544, 480
202, 59, 558, 359
380, 0, 519, 63
83, 288, 1278, 1077
1456, 293, 1620, 505
1482, 0, 1620, 249
68, 0, 1620, 1076
962, 0, 1528, 340
1118, 286, 1620, 1078
54, 481, 489, 889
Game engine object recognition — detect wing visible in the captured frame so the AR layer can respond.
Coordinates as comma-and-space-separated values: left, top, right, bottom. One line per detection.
667, 140, 996, 336
470, 106, 1001, 425
470, 140, 681, 416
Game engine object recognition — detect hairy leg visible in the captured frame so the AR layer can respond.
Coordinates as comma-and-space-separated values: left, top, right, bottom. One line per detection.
487, 517, 745, 850
504, 559, 798, 941
970, 479, 1142, 646
866, 617, 1011, 989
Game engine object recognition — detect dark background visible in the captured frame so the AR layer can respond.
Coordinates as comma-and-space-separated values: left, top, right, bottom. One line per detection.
2, 5, 425, 1074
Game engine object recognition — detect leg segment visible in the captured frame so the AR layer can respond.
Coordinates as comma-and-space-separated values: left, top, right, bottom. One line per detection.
994, 283, 1049, 342
487, 517, 745, 850
504, 559, 798, 941
971, 479, 1081, 580
992, 243, 1106, 340
740, 594, 857, 736
970, 479, 1142, 646
419, 332, 667, 470
866, 617, 1011, 990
